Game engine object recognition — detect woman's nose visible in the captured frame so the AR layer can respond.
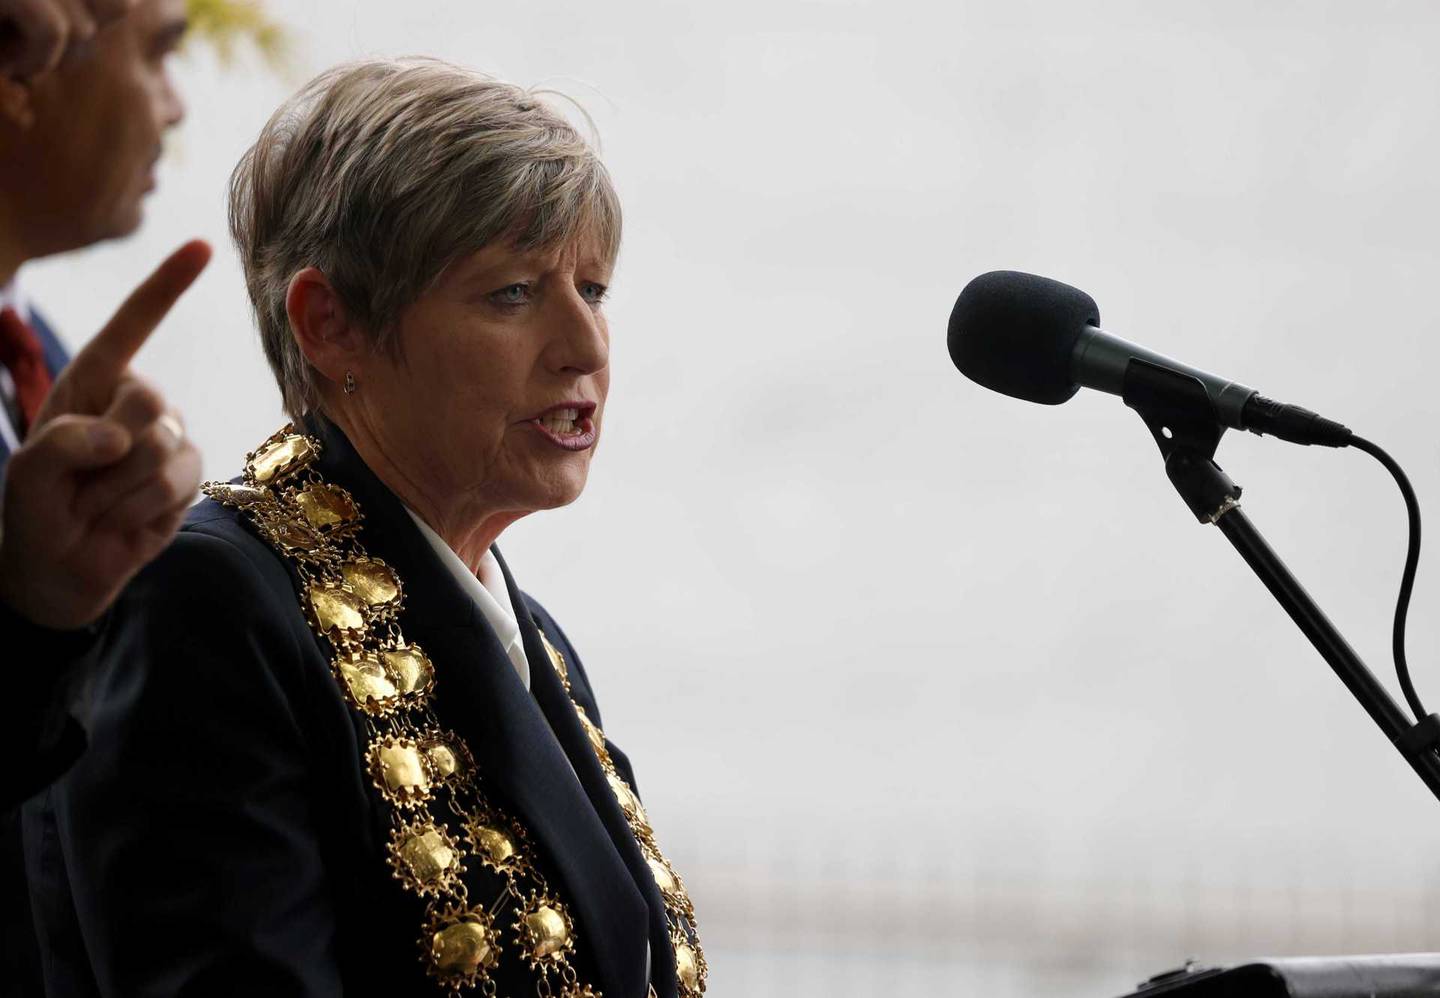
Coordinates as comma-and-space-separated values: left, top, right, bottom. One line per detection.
549, 290, 609, 375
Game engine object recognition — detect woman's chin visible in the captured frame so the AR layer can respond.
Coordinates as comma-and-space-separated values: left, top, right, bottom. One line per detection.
518, 471, 591, 512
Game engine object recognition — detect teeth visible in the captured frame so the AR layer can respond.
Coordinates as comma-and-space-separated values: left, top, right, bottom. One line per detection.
537, 408, 583, 436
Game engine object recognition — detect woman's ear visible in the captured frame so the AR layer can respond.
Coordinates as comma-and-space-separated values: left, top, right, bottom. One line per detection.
286, 267, 363, 385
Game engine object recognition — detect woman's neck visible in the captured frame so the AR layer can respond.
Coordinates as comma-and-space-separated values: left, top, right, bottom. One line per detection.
323, 404, 525, 574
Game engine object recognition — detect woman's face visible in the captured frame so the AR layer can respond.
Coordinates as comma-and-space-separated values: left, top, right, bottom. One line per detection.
353, 235, 613, 522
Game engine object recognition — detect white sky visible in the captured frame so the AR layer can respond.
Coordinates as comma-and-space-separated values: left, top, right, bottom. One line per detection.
24, 0, 1440, 992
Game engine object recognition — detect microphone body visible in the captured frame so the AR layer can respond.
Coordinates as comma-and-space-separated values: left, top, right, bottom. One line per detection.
1070, 325, 1254, 428
948, 271, 1350, 447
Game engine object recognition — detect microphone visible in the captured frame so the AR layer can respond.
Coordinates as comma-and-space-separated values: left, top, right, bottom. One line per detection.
947, 270, 1351, 447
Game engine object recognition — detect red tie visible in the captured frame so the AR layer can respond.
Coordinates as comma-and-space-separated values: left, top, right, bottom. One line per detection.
0, 307, 53, 437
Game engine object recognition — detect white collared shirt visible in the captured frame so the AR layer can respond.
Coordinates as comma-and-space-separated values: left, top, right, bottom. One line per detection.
402, 506, 532, 690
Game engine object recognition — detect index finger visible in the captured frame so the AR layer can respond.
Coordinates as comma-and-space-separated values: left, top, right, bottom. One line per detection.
69, 239, 212, 382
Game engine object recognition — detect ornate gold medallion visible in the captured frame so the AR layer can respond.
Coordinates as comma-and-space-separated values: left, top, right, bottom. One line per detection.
205, 482, 270, 509
674, 936, 701, 994
258, 510, 321, 556
367, 735, 433, 808
574, 705, 608, 759
247, 433, 315, 484
309, 581, 367, 637
342, 557, 402, 611
382, 645, 435, 699
338, 651, 401, 713
295, 482, 358, 529
515, 894, 575, 968
389, 819, 464, 896
421, 733, 472, 787
606, 771, 648, 831
544, 638, 569, 684
423, 903, 501, 987
466, 818, 523, 873
643, 846, 683, 905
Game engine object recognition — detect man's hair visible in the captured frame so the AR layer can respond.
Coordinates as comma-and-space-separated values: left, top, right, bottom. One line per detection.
229, 57, 622, 417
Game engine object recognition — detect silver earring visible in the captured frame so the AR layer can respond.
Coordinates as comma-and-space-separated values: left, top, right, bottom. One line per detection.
343, 371, 357, 394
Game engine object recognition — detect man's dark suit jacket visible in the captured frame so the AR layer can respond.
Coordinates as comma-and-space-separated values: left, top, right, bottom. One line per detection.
1, 310, 86, 801
1, 307, 78, 998
22, 416, 679, 997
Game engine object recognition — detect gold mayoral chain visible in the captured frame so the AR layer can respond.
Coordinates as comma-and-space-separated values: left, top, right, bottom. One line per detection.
203, 426, 706, 998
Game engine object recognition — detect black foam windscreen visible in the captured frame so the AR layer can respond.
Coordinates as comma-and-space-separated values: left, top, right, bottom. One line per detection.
947, 270, 1101, 406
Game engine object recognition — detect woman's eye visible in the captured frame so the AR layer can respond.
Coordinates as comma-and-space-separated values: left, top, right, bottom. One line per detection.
580, 282, 609, 304
490, 283, 531, 306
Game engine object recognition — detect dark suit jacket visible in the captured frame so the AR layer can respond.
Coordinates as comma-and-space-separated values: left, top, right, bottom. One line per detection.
0, 308, 84, 811
1, 306, 79, 998
22, 417, 679, 997
0, 303, 89, 798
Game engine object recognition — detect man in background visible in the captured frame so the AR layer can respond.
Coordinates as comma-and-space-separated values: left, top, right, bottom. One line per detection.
0, 0, 187, 433
0, 0, 200, 794
0, 0, 208, 990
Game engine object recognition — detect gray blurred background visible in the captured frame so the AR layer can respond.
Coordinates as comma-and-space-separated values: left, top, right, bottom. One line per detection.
24, 0, 1440, 993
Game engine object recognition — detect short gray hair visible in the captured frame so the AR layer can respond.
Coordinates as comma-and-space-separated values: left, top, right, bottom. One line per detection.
229, 57, 622, 417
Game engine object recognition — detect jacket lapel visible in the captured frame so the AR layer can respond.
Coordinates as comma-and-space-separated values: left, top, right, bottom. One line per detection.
306, 417, 651, 997
497, 551, 682, 998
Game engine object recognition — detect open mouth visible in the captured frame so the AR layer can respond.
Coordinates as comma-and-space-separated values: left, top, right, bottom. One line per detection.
539, 408, 585, 435
529, 402, 598, 450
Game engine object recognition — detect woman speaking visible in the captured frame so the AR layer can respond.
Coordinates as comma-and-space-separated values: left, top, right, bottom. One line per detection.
23, 58, 704, 998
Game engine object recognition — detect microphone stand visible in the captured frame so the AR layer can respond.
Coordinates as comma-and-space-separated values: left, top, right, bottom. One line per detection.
1122, 360, 1440, 804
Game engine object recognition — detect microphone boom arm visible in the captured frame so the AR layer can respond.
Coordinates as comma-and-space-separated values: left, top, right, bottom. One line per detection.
1122, 360, 1440, 806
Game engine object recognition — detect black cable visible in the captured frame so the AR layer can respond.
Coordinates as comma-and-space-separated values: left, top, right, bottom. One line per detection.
1349, 436, 1427, 721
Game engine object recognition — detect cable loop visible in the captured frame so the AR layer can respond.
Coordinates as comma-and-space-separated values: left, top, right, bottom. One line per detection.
1351, 436, 1427, 721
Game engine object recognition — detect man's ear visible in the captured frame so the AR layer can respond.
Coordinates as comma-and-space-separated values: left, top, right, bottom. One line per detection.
286, 267, 364, 387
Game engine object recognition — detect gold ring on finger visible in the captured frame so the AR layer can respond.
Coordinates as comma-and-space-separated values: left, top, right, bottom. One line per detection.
157, 413, 184, 444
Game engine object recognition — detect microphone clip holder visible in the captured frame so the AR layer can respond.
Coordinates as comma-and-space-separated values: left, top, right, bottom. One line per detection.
1122, 359, 1242, 523
1120, 358, 1440, 805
